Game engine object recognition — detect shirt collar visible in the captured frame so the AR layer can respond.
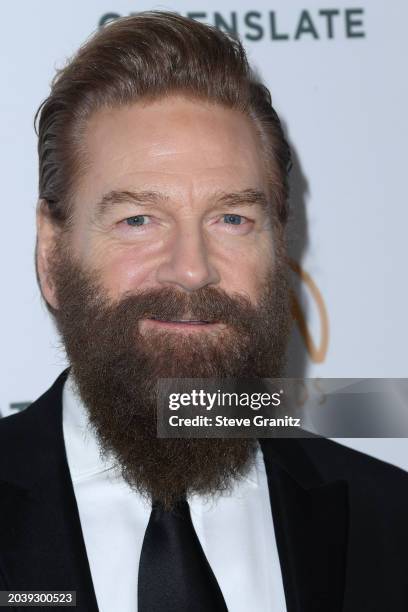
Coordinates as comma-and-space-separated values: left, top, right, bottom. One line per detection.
62, 372, 115, 481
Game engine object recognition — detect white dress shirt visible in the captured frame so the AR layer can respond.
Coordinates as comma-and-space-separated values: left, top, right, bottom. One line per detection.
62, 373, 287, 612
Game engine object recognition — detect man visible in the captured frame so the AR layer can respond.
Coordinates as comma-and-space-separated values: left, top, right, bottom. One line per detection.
0, 11, 407, 612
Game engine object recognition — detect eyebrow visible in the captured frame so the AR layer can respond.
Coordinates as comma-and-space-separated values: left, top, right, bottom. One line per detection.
94, 190, 169, 219
93, 187, 269, 219
214, 188, 269, 212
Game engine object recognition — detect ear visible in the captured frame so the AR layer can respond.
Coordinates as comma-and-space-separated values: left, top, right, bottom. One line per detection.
36, 199, 61, 310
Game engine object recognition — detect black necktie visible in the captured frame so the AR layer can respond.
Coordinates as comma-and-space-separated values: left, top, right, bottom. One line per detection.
138, 498, 228, 611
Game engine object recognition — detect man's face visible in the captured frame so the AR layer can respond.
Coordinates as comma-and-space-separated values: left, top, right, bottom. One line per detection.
61, 94, 275, 313
37, 95, 291, 508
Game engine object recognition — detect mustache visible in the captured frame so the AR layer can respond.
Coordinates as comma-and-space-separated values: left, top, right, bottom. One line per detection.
111, 285, 262, 326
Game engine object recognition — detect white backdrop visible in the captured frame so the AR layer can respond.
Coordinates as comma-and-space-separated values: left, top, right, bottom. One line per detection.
1, 2, 407, 467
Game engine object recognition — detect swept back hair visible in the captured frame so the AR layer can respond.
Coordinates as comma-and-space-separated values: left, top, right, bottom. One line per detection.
35, 11, 291, 228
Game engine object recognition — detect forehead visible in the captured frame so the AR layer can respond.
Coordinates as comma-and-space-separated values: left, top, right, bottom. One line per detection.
76, 95, 268, 208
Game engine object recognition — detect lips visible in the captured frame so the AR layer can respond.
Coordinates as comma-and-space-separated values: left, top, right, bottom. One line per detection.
170, 320, 209, 324
150, 318, 211, 324
140, 316, 224, 334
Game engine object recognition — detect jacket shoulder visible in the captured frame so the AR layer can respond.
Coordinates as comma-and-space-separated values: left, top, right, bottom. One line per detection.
299, 436, 408, 486
0, 370, 69, 481
299, 436, 408, 527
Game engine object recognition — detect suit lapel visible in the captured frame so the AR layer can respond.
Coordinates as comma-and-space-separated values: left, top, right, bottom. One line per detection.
0, 370, 99, 612
260, 438, 349, 612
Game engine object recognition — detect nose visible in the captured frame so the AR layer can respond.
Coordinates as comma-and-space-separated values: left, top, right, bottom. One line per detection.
156, 222, 220, 292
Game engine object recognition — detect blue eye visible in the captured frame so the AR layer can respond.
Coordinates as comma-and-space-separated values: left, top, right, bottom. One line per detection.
223, 214, 243, 225
125, 215, 147, 226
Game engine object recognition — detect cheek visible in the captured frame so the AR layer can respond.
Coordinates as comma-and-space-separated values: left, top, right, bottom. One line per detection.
219, 235, 275, 299
87, 245, 159, 298
227, 260, 272, 298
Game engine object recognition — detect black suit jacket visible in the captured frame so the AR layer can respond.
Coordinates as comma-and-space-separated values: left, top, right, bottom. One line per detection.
0, 369, 408, 611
